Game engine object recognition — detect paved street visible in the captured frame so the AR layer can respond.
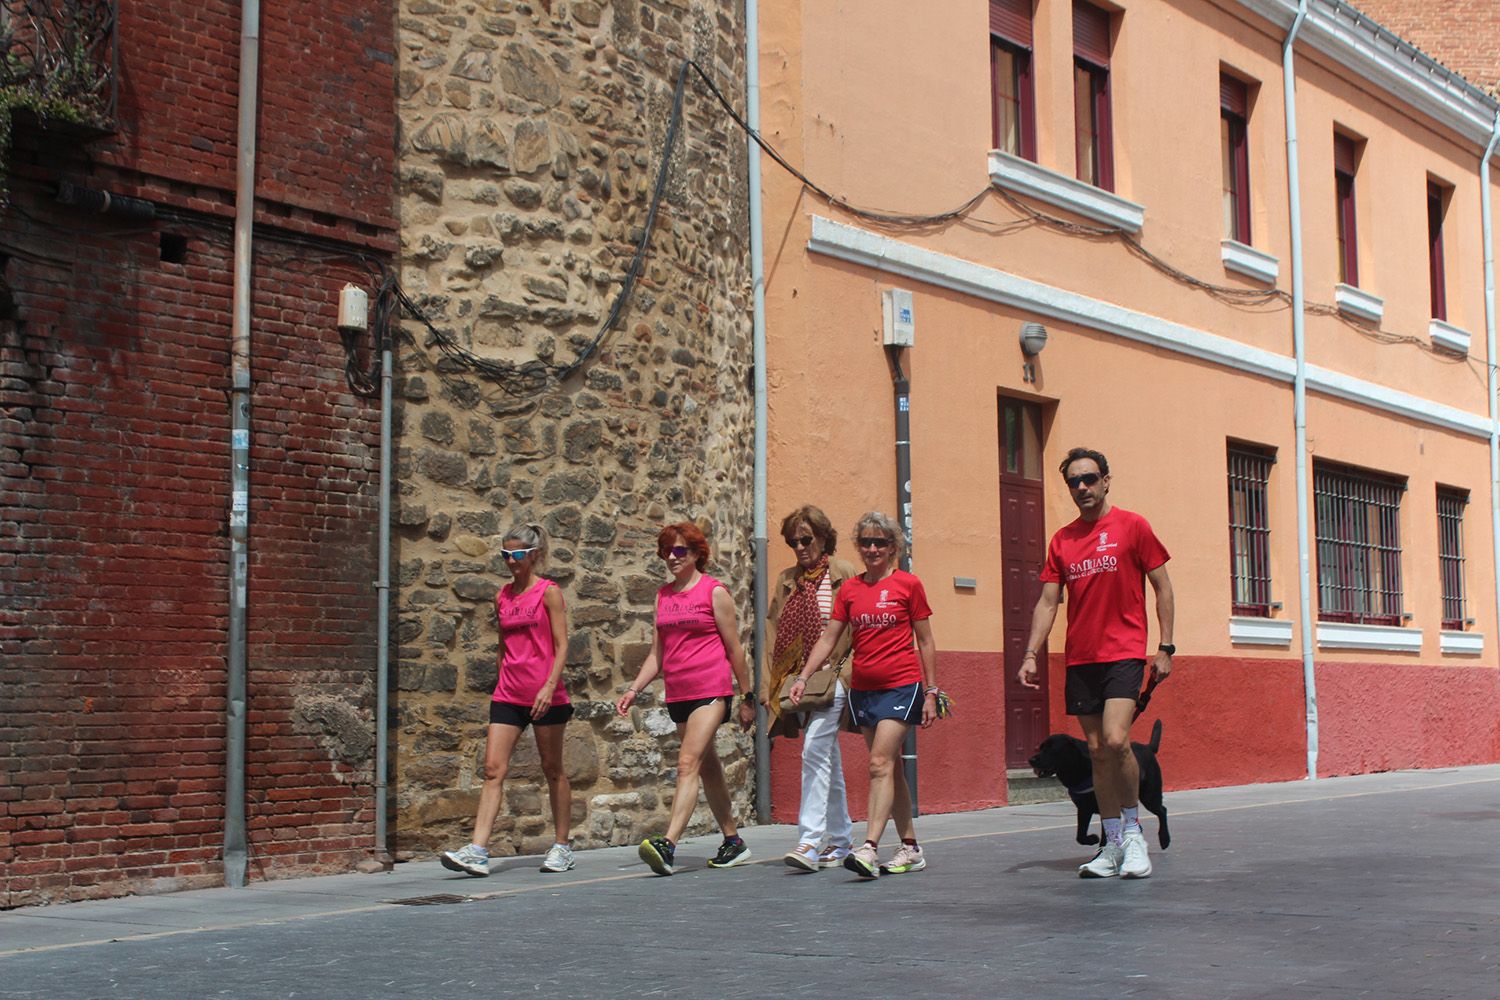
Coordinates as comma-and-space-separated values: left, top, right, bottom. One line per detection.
2, 766, 1498, 999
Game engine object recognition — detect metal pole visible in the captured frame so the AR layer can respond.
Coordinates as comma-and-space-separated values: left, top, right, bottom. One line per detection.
889, 348, 918, 816
224, 0, 261, 887
374, 339, 393, 857
1479, 114, 1500, 669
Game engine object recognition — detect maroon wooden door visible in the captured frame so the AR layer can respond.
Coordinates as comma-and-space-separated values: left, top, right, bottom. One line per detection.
1000, 398, 1048, 767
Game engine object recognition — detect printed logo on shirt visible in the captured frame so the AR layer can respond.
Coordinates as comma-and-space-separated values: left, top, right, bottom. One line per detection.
1095, 531, 1118, 552
1066, 554, 1119, 582
875, 588, 902, 610
852, 612, 900, 630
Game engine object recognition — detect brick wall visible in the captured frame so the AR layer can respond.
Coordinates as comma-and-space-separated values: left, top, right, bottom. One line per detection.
1, 1, 396, 906
1354, 0, 1500, 91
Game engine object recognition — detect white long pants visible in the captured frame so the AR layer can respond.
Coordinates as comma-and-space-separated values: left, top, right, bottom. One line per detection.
797, 679, 853, 850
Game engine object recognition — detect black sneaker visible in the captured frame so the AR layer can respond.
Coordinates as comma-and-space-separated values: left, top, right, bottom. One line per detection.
707, 836, 752, 868
639, 836, 675, 876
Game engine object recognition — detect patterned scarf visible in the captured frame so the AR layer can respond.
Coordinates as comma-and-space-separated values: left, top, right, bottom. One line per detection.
768, 556, 830, 723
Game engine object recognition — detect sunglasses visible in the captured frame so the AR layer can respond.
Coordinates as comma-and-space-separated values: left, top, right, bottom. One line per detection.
857, 537, 893, 550
659, 545, 692, 560
1065, 473, 1102, 489
787, 536, 818, 549
500, 546, 538, 561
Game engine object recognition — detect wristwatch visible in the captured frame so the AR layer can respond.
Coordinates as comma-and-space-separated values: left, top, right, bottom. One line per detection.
740, 693, 756, 705
1158, 643, 1176, 656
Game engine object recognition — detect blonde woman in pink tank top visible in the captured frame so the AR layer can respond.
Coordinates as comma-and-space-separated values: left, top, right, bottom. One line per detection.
616, 521, 755, 876
440, 523, 575, 878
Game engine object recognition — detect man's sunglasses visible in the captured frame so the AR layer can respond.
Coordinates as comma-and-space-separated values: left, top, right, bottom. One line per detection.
659, 545, 692, 560
1065, 473, 1102, 489
857, 537, 893, 550
500, 546, 538, 561
787, 536, 817, 549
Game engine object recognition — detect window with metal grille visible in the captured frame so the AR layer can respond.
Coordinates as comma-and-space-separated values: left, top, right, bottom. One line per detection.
1437, 487, 1468, 630
1227, 445, 1274, 616
1313, 462, 1405, 625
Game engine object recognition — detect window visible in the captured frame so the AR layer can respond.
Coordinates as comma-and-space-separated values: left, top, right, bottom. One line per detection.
1428, 180, 1448, 320
1438, 488, 1468, 630
1334, 133, 1360, 285
1227, 444, 1273, 616
1221, 75, 1250, 243
1072, 2, 1113, 191
990, 0, 1036, 159
1314, 462, 1404, 625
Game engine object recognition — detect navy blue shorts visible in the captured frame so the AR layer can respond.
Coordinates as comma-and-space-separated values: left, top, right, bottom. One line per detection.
847, 682, 923, 729
667, 695, 731, 725
1065, 659, 1146, 716
490, 700, 574, 730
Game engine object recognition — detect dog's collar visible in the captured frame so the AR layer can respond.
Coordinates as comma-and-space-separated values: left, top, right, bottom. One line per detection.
1064, 776, 1094, 796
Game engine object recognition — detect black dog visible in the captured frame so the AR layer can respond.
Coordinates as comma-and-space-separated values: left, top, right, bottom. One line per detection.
1028, 720, 1170, 849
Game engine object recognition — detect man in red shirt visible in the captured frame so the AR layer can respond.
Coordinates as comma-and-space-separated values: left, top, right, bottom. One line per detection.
1019, 447, 1175, 879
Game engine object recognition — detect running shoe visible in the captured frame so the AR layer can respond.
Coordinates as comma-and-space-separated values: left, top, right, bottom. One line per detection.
1119, 829, 1152, 879
708, 836, 752, 868
817, 845, 851, 869
880, 842, 926, 874
784, 843, 819, 872
639, 836, 675, 876
1078, 841, 1124, 879
540, 844, 576, 873
439, 843, 490, 877
843, 842, 880, 879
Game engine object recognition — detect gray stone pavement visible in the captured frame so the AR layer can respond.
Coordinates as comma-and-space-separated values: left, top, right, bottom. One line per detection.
2, 766, 1498, 999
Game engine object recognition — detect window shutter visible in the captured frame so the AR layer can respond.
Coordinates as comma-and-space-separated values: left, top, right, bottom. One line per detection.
1220, 74, 1248, 117
1334, 133, 1357, 175
990, 0, 1033, 48
1073, 1, 1111, 66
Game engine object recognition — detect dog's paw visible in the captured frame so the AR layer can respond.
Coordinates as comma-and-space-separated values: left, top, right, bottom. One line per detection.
1077, 834, 1099, 846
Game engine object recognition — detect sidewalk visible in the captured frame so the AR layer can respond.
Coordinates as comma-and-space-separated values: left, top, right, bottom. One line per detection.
3, 765, 1498, 998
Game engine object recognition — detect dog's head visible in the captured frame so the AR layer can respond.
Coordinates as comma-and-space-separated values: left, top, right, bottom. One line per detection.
1028, 733, 1092, 783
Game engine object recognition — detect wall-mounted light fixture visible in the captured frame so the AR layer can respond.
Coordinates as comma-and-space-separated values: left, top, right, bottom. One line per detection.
1020, 321, 1047, 383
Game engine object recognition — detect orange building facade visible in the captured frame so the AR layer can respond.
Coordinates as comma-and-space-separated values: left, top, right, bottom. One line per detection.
757, 0, 1500, 816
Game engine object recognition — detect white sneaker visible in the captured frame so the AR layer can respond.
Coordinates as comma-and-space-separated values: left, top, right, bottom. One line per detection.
784, 843, 819, 872
540, 844, 576, 872
440, 843, 490, 877
1120, 830, 1152, 879
1078, 842, 1124, 879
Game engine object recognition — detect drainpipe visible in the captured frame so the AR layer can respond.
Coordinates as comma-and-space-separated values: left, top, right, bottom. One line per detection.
745, 0, 771, 822
374, 329, 393, 858
886, 346, 919, 816
224, 0, 261, 887
1281, 0, 1317, 782
1481, 113, 1500, 668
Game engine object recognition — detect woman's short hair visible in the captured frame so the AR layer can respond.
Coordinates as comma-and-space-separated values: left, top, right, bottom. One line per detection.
779, 504, 838, 555
502, 521, 549, 568
658, 521, 710, 571
853, 510, 905, 560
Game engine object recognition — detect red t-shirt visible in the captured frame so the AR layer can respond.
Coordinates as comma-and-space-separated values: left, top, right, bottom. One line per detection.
1040, 507, 1170, 666
832, 570, 932, 690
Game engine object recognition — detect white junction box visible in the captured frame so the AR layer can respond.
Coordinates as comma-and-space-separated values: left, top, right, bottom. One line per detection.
881, 287, 915, 347
338, 283, 370, 332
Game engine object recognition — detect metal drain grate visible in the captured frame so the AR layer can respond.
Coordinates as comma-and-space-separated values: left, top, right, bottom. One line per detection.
386, 893, 472, 906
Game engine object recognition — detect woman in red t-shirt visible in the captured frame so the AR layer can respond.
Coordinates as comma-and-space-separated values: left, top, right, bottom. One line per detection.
789, 511, 938, 879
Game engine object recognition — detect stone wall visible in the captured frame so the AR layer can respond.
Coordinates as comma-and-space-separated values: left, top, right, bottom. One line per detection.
393, 0, 754, 857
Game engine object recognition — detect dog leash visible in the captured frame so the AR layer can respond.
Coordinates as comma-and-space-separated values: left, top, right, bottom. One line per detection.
1133, 674, 1161, 721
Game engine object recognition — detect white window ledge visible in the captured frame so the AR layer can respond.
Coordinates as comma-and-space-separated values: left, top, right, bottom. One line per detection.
1334, 283, 1384, 324
1316, 621, 1422, 652
1221, 240, 1280, 285
1440, 630, 1485, 656
988, 150, 1145, 233
1429, 319, 1471, 355
1229, 616, 1294, 646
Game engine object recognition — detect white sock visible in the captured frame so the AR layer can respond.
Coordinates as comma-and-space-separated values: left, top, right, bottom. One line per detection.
470, 843, 489, 855
1121, 805, 1141, 834
553, 842, 569, 849
1102, 817, 1123, 845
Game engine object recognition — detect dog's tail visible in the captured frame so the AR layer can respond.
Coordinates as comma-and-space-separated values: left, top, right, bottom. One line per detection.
1149, 718, 1162, 752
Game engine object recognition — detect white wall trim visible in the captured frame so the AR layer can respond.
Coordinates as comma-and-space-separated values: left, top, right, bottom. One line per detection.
988, 151, 1145, 233
1235, 0, 1498, 145
1221, 240, 1280, 285
1439, 630, 1485, 656
1428, 319, 1472, 355
806, 217, 1491, 438
1315, 621, 1424, 652
1334, 283, 1384, 324
1229, 616, 1294, 646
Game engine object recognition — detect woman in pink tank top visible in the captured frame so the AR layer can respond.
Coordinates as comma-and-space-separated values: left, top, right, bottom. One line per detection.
440, 523, 576, 878
616, 521, 755, 876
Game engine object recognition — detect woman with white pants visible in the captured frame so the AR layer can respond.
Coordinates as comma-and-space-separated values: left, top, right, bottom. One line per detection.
764, 505, 858, 871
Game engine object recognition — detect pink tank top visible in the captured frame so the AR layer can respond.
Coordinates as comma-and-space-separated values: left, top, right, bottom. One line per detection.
655, 574, 733, 703
493, 579, 569, 706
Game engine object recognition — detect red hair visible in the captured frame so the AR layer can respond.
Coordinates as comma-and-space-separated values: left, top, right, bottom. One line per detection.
658, 521, 710, 571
